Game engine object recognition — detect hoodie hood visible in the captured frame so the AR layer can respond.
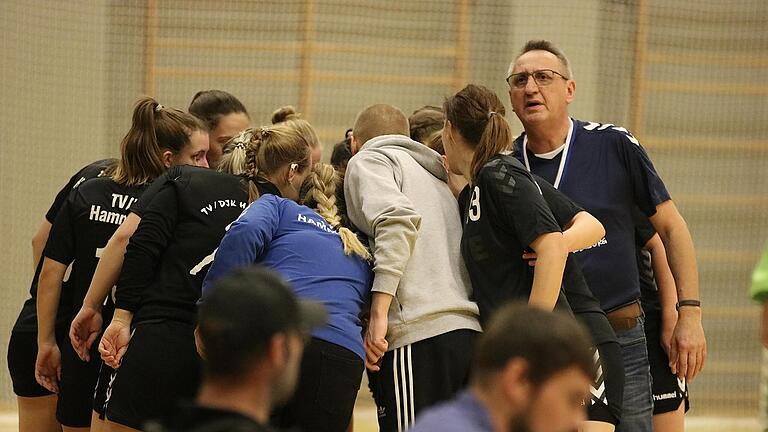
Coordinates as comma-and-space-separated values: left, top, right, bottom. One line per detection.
360, 134, 447, 181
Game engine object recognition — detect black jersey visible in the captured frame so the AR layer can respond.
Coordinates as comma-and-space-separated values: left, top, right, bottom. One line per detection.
12, 159, 117, 333
115, 166, 249, 325
129, 165, 185, 218
458, 154, 570, 325
44, 176, 149, 313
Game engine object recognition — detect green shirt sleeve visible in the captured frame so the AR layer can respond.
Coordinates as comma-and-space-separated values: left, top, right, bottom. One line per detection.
751, 242, 768, 303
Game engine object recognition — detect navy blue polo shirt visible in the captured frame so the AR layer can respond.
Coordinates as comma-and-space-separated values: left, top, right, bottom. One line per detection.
513, 119, 671, 311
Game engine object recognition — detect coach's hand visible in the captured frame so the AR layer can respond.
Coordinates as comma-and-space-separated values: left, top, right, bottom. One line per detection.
669, 307, 706, 382
70, 304, 103, 362
99, 309, 133, 369
35, 342, 61, 394
365, 312, 389, 372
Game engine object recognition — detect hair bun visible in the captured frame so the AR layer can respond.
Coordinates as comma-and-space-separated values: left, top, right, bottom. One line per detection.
271, 106, 301, 124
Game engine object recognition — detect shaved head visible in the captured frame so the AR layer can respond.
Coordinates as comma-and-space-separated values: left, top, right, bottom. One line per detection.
352, 104, 410, 152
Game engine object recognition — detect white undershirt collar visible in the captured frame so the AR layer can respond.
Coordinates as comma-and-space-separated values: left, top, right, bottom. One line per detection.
534, 144, 565, 160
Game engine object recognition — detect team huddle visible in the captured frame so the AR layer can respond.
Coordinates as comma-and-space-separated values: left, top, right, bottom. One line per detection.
7, 40, 706, 432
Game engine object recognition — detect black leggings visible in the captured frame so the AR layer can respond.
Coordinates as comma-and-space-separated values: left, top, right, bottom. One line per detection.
275, 338, 364, 432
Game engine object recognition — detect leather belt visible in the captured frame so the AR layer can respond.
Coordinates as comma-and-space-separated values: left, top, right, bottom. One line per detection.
606, 300, 643, 332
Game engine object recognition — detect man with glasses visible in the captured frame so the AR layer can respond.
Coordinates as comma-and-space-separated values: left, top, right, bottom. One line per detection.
507, 40, 706, 432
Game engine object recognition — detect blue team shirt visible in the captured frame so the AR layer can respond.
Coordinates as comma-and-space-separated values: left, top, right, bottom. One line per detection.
513, 119, 671, 311
202, 194, 373, 361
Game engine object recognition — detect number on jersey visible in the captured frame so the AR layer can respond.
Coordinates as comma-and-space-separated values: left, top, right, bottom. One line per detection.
468, 186, 481, 222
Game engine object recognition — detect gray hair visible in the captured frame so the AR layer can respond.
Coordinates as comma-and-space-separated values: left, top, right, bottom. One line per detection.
508, 39, 574, 80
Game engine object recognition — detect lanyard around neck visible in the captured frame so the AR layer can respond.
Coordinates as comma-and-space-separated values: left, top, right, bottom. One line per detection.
522, 118, 575, 189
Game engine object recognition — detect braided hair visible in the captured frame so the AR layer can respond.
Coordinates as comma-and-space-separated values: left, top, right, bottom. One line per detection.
299, 163, 371, 260
218, 124, 312, 203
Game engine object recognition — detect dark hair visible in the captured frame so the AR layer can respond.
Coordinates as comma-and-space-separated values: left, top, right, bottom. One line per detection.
198, 267, 303, 380
330, 138, 353, 171
517, 40, 573, 79
472, 303, 594, 386
409, 105, 445, 144
188, 90, 249, 131
443, 84, 512, 182
110, 97, 206, 187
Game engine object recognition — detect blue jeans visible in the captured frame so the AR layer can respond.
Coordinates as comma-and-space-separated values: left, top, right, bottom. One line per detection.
615, 317, 654, 432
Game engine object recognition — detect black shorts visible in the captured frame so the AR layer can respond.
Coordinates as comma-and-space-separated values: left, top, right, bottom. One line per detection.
573, 312, 623, 425
588, 341, 624, 425
7, 330, 55, 398
57, 338, 114, 427
644, 308, 690, 415
93, 362, 112, 417
274, 338, 364, 432
103, 320, 201, 430
368, 329, 478, 432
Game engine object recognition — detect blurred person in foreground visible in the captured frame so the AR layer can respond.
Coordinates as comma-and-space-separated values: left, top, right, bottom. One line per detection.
411, 303, 594, 432
147, 266, 326, 432
751, 242, 768, 432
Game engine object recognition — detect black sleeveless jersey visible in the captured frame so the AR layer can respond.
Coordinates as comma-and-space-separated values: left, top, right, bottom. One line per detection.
44, 177, 149, 314
12, 158, 116, 333
115, 166, 249, 325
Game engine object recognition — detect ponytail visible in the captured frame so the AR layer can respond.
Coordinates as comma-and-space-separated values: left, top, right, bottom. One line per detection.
112, 97, 206, 187
443, 84, 513, 183
470, 112, 513, 182
300, 164, 371, 261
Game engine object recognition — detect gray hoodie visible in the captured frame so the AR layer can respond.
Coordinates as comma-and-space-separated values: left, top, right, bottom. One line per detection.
344, 134, 481, 350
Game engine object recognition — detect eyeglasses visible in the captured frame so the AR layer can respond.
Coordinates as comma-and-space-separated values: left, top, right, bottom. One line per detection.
506, 69, 569, 89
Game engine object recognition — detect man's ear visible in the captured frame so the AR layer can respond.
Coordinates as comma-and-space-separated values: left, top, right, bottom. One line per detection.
267, 333, 288, 368
350, 135, 360, 155
566, 80, 576, 105
501, 358, 532, 408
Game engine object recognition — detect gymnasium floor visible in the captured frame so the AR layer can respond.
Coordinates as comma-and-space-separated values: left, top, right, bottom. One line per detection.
0, 394, 760, 432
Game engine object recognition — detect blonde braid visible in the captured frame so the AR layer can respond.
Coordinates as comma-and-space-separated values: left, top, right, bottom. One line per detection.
310, 167, 342, 229
244, 128, 265, 203
301, 164, 371, 260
